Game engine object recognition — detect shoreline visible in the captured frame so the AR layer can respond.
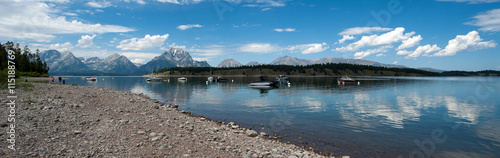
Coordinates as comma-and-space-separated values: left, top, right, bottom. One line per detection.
0, 83, 343, 157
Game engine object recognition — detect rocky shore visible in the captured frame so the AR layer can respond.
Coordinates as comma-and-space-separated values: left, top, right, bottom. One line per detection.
0, 83, 344, 157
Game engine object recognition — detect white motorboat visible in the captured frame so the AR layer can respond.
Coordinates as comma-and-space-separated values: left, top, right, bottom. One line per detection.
249, 76, 278, 87
146, 76, 162, 82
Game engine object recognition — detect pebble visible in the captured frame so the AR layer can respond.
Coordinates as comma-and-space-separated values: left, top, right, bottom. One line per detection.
260, 132, 268, 137
151, 136, 162, 141
246, 130, 258, 137
137, 130, 146, 135
295, 152, 304, 158
150, 132, 157, 137
73, 130, 82, 135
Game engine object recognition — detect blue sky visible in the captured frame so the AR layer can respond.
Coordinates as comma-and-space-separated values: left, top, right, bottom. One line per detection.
1, 0, 499, 71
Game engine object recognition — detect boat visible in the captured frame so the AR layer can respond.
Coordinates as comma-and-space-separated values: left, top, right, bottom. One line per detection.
338, 75, 356, 84
86, 77, 97, 81
178, 77, 187, 81
146, 76, 162, 82
249, 76, 278, 86
275, 75, 289, 82
215, 76, 228, 82
207, 67, 214, 82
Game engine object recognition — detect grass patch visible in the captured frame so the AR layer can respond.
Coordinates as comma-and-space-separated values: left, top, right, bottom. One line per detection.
17, 79, 35, 92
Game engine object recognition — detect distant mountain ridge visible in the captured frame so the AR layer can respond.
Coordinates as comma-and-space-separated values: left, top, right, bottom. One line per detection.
138, 48, 210, 73
246, 61, 261, 66
41, 48, 211, 75
215, 56, 405, 69
41, 48, 434, 76
92, 54, 138, 74
217, 59, 242, 67
268, 56, 406, 68
83, 57, 103, 68
39, 50, 90, 73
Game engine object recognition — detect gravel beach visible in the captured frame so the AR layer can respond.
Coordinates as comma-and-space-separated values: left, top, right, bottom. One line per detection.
0, 83, 342, 157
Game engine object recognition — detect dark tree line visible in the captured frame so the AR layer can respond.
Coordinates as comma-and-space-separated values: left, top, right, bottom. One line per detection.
441, 70, 500, 76
0, 41, 49, 77
154, 63, 440, 76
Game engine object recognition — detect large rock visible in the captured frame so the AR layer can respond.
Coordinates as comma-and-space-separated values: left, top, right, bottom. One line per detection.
245, 130, 258, 137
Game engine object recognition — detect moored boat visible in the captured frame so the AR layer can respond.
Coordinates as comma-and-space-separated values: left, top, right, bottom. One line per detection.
215, 76, 228, 82
275, 75, 289, 82
86, 77, 97, 81
338, 75, 357, 85
249, 76, 278, 87
178, 77, 187, 81
146, 76, 162, 82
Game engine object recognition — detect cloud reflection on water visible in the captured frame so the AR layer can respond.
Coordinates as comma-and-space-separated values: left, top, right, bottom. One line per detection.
335, 91, 483, 130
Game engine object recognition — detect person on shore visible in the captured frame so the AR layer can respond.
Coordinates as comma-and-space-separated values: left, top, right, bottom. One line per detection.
51, 77, 54, 83
62, 79, 65, 85
58, 76, 62, 83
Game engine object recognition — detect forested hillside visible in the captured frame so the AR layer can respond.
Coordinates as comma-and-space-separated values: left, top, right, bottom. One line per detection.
153, 63, 440, 77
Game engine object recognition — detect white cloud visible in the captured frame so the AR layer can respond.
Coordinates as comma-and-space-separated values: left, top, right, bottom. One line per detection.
130, 58, 146, 64
353, 45, 392, 59
466, 9, 500, 32
433, 31, 496, 56
156, 0, 288, 7
187, 45, 226, 61
156, 0, 205, 4
192, 57, 209, 61
177, 24, 203, 30
287, 43, 329, 54
397, 35, 422, 50
241, 0, 288, 7
116, 34, 169, 51
261, 8, 271, 11
436, 0, 500, 4
338, 27, 392, 36
120, 52, 162, 64
274, 28, 295, 32
86, 1, 112, 8
0, 0, 134, 42
76, 34, 97, 48
166, 43, 187, 49
49, 42, 73, 52
128, 0, 146, 4
338, 35, 355, 44
233, 24, 261, 28
239, 42, 329, 54
239, 43, 282, 54
393, 61, 398, 64
335, 27, 415, 52
397, 44, 441, 59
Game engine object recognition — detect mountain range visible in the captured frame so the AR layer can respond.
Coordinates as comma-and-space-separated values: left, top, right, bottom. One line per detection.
269, 56, 405, 68
40, 48, 210, 75
139, 48, 210, 73
41, 48, 430, 75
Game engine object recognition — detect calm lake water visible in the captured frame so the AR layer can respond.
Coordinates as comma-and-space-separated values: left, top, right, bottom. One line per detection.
61, 76, 500, 157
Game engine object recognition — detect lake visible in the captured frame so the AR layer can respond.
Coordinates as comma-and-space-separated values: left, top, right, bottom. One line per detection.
61, 76, 500, 157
